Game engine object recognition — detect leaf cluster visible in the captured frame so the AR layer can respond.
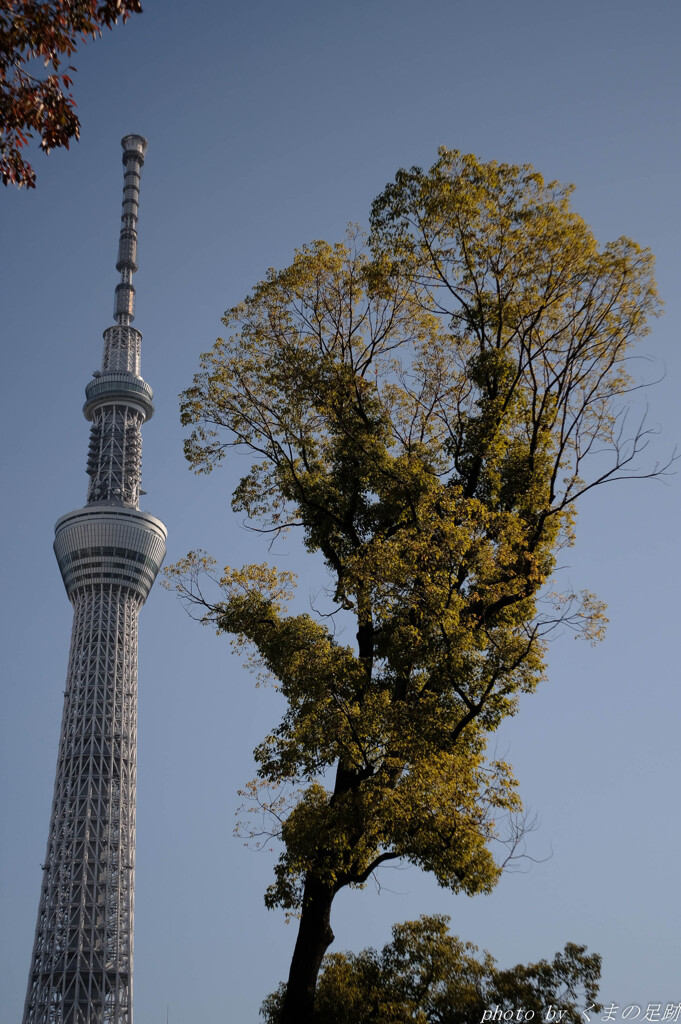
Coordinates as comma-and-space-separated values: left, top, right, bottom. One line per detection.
261, 915, 602, 1024
1, 0, 142, 187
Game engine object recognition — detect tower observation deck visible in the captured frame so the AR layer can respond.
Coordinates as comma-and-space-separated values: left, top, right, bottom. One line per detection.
23, 136, 166, 1024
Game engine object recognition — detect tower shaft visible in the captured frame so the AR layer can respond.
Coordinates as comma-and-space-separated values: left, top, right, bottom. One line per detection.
23, 137, 166, 1024
24, 587, 141, 1021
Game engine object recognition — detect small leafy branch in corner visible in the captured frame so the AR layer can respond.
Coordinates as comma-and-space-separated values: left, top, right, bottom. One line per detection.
1, 0, 143, 187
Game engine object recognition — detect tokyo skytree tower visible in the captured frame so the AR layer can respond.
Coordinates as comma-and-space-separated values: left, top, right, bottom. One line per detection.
22, 136, 166, 1024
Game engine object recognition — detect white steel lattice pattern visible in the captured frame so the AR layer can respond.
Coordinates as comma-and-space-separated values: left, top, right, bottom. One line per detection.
86, 406, 144, 507
23, 585, 142, 1024
102, 327, 142, 376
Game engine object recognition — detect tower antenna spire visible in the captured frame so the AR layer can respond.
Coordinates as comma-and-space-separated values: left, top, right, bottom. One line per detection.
114, 134, 147, 327
22, 136, 166, 1024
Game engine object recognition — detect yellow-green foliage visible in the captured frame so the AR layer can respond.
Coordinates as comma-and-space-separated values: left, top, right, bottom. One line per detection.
261, 916, 602, 1024
168, 152, 658, 914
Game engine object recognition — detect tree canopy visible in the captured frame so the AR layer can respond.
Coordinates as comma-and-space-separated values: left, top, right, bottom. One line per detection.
1, 0, 142, 188
261, 916, 602, 1024
168, 149, 661, 1023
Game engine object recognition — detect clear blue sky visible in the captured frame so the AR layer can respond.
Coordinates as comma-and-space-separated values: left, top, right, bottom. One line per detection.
2, 1, 680, 1019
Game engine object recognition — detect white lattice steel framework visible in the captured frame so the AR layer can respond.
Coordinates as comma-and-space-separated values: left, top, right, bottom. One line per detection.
23, 136, 166, 1024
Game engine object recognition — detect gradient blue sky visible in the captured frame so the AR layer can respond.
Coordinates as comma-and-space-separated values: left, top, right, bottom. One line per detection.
2, 1, 680, 1020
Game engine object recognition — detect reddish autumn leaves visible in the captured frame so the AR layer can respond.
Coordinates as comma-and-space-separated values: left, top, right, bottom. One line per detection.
1, 1, 142, 187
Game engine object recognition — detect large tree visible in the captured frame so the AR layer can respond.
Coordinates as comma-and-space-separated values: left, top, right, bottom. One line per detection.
261, 915, 602, 1024
168, 150, 662, 1024
1, 0, 142, 188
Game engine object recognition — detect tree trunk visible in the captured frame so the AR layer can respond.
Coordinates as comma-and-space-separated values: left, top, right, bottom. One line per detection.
280, 874, 335, 1024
